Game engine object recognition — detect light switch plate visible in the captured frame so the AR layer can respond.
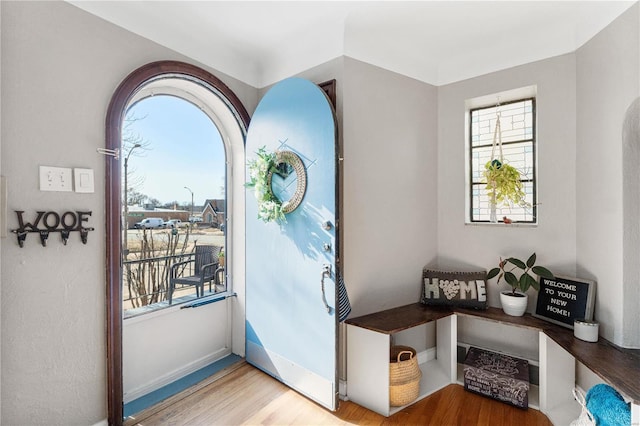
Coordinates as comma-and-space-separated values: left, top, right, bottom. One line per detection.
39, 166, 73, 192
74, 168, 95, 193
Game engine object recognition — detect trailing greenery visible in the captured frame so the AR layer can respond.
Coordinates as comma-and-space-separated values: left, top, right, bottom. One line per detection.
487, 252, 554, 295
483, 159, 529, 209
245, 146, 286, 224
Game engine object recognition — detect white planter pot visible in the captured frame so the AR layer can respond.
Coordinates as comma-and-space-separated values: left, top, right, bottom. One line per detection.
500, 291, 528, 317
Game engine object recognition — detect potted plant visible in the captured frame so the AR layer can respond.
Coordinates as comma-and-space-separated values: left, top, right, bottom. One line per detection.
487, 252, 554, 316
218, 249, 225, 268
483, 159, 530, 222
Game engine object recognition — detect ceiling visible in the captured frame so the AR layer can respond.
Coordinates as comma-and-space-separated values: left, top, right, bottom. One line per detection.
68, 1, 636, 88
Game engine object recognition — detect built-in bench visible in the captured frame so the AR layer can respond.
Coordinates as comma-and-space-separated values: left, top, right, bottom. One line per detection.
346, 303, 640, 424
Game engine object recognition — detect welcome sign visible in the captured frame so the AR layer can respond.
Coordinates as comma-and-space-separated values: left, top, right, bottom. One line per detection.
534, 275, 596, 329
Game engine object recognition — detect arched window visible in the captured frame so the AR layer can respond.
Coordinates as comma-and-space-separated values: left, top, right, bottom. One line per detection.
105, 61, 249, 425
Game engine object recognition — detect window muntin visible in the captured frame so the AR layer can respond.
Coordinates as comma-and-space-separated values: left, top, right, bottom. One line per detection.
469, 98, 536, 223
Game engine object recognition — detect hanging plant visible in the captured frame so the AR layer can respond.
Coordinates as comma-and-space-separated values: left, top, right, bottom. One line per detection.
483, 159, 529, 209
483, 110, 530, 218
245, 146, 286, 224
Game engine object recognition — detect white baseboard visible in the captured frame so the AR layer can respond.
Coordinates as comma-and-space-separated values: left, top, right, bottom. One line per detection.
92, 420, 108, 426
124, 347, 231, 403
418, 347, 437, 365
339, 379, 348, 400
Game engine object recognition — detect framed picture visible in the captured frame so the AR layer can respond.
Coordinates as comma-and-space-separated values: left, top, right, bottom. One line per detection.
533, 275, 596, 329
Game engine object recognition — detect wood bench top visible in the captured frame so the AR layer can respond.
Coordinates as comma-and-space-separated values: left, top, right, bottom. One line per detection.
346, 303, 640, 404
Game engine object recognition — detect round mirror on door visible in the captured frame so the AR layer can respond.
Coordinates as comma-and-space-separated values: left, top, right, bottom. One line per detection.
268, 150, 307, 214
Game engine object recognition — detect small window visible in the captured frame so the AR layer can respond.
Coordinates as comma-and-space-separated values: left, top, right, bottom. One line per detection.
469, 98, 536, 223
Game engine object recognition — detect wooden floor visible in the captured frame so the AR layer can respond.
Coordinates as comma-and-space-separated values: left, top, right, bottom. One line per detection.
129, 362, 552, 426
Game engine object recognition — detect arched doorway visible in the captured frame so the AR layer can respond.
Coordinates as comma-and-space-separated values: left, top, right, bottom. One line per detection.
105, 61, 250, 425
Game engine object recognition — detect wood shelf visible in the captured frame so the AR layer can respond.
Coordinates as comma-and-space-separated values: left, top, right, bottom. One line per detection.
345, 303, 453, 334
347, 303, 640, 408
544, 325, 640, 404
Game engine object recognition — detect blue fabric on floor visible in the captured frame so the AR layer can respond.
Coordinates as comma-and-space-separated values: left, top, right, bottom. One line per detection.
124, 353, 242, 418
585, 383, 630, 426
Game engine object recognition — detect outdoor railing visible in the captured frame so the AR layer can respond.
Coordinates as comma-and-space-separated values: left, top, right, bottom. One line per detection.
123, 252, 194, 309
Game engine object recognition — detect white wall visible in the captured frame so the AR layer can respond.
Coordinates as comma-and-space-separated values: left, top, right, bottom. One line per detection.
0, 3, 3, 421
577, 3, 640, 347
0, 2, 256, 424
342, 57, 439, 317
437, 54, 578, 312
123, 300, 231, 402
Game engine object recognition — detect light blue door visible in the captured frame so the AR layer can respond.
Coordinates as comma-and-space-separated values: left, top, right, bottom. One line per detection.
245, 78, 338, 410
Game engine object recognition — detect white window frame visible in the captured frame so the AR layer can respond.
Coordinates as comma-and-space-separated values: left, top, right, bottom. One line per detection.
465, 86, 538, 225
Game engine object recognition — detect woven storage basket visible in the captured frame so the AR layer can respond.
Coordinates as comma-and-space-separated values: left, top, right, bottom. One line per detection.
389, 345, 422, 406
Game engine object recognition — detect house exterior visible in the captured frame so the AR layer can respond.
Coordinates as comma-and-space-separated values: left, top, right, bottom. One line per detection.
1, 1, 638, 425
202, 198, 225, 227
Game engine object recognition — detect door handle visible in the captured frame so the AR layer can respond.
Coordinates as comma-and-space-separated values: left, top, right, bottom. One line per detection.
321, 264, 331, 313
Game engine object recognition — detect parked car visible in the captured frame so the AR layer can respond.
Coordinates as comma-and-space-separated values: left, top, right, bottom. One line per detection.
189, 216, 203, 223
164, 219, 185, 229
134, 217, 164, 229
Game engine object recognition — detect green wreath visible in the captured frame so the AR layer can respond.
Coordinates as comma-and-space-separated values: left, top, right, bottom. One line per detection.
246, 147, 286, 224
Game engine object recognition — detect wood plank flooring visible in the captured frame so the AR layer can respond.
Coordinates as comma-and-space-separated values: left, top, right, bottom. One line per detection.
130, 362, 553, 425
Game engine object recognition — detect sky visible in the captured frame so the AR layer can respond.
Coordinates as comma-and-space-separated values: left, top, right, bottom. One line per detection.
124, 95, 226, 207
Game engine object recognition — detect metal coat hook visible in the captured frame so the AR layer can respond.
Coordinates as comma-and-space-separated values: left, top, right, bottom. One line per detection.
39, 230, 49, 247
15, 231, 27, 248
61, 230, 70, 245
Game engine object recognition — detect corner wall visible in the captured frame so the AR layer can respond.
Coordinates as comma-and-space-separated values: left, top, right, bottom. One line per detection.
437, 54, 578, 312
0, 2, 257, 424
577, 3, 640, 347
342, 57, 439, 317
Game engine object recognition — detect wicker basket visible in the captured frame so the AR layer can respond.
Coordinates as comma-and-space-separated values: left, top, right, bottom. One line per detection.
389, 345, 422, 406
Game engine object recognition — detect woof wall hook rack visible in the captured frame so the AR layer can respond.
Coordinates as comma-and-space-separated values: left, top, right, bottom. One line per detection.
11, 210, 94, 247
11, 227, 95, 247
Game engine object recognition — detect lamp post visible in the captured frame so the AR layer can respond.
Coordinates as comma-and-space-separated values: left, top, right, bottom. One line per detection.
123, 143, 141, 253
184, 186, 194, 219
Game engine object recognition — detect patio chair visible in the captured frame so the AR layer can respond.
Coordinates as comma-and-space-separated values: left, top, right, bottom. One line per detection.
168, 245, 221, 304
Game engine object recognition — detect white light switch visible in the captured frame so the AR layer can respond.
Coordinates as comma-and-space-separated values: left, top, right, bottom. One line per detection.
74, 168, 94, 193
39, 166, 73, 192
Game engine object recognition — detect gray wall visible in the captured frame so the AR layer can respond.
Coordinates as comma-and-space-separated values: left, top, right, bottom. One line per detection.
437, 53, 578, 311
577, 3, 640, 347
342, 57, 439, 317
0, 1, 256, 424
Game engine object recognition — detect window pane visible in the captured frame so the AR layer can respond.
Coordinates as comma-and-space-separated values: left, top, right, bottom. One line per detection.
471, 142, 534, 184
471, 183, 534, 222
469, 98, 536, 223
471, 99, 533, 147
